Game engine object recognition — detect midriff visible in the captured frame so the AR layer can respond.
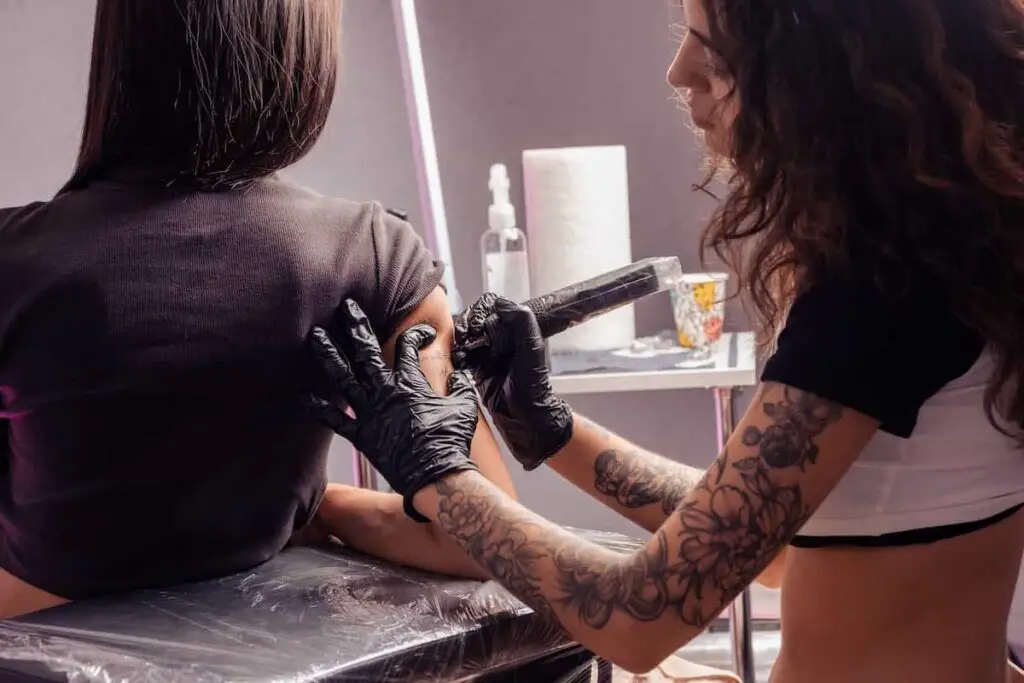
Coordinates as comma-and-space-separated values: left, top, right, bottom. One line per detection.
771, 508, 1024, 683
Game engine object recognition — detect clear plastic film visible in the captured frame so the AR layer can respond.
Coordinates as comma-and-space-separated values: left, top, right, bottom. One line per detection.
0, 528, 641, 683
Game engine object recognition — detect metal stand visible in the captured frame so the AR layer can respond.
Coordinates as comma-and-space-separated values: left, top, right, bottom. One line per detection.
391, 0, 461, 311
353, 449, 378, 490
715, 387, 756, 683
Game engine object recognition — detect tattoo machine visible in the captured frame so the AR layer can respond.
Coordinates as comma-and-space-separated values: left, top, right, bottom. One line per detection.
459, 256, 683, 352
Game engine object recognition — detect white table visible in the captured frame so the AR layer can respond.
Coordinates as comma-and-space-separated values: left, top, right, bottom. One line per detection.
353, 331, 762, 682
550, 332, 757, 396
552, 332, 760, 683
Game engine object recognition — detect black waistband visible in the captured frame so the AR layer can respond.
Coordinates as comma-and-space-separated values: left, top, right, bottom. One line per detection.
790, 503, 1024, 549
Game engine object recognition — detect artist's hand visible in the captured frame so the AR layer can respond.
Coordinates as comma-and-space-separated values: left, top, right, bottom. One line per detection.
455, 293, 573, 470
306, 300, 480, 521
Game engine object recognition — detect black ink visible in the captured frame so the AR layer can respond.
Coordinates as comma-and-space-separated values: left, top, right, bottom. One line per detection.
593, 449, 694, 516
741, 385, 841, 470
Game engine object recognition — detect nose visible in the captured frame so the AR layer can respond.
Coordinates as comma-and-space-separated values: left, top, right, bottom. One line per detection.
667, 34, 709, 92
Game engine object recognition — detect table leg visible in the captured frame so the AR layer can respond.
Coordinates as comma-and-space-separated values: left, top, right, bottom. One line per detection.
346, 400, 378, 490
714, 387, 756, 683
353, 448, 379, 490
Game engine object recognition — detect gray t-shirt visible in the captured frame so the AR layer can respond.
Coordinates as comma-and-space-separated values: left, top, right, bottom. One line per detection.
0, 174, 443, 598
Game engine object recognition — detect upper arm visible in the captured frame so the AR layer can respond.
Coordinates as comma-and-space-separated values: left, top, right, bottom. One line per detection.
381, 290, 518, 499
338, 204, 515, 498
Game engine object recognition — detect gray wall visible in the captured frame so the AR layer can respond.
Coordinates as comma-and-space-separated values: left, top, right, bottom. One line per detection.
0, 0, 748, 535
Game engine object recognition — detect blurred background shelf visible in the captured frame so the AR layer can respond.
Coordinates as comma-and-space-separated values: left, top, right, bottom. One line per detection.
550, 332, 757, 395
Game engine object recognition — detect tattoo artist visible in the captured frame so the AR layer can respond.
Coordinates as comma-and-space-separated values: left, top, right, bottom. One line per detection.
307, 1, 1024, 681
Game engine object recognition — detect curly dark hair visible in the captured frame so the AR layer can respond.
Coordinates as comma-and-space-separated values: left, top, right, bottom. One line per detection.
697, 0, 1024, 439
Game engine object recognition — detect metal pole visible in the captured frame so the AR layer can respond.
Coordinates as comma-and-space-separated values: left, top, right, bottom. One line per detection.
391, 0, 462, 311
353, 448, 379, 490
345, 400, 378, 490
715, 387, 756, 683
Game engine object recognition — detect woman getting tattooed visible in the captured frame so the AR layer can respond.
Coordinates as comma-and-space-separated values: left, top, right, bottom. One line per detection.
306, 1, 1024, 681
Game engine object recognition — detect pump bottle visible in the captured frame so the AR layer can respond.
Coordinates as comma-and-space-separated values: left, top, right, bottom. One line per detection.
481, 163, 531, 302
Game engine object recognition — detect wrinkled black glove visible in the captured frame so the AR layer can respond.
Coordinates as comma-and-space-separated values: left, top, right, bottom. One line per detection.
306, 299, 480, 522
455, 293, 573, 470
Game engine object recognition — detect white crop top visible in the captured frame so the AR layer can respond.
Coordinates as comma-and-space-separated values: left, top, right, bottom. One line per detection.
761, 276, 1024, 547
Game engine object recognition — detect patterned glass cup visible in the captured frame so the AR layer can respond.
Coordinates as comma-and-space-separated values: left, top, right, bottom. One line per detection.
669, 273, 728, 367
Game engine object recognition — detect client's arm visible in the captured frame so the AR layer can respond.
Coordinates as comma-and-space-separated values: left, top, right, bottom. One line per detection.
311, 287, 514, 578
310, 483, 488, 579
381, 287, 515, 495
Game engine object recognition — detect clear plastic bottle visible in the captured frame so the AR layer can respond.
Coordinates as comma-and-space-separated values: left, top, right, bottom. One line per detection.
481, 163, 531, 302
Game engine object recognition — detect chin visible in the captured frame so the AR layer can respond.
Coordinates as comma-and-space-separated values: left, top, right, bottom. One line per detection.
695, 128, 727, 159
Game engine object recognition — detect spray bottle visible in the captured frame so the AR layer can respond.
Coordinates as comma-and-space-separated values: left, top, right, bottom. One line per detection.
481, 163, 531, 302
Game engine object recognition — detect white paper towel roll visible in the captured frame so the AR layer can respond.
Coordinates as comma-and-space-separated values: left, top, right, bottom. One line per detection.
522, 145, 635, 353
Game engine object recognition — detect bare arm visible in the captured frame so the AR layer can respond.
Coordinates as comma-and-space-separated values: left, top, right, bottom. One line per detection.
548, 415, 704, 533
311, 483, 487, 579
414, 383, 875, 673
382, 287, 516, 495
310, 287, 515, 577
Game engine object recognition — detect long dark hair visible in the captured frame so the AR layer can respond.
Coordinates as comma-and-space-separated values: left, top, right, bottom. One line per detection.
64, 0, 342, 192
697, 0, 1024, 440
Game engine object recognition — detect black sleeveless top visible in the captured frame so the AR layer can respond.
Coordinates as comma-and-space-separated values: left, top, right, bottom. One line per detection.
0, 174, 442, 598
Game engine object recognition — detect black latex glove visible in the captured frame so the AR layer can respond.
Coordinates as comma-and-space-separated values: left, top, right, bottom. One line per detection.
455, 293, 573, 470
306, 299, 480, 522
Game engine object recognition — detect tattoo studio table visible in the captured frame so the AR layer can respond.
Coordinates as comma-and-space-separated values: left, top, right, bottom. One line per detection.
550, 332, 761, 683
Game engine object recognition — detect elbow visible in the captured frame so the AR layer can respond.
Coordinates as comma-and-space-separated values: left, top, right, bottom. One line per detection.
597, 629, 692, 675
611, 653, 663, 677
608, 646, 673, 676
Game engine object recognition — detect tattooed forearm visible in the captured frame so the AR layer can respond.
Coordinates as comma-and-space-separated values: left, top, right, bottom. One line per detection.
593, 449, 702, 516
433, 386, 840, 635
433, 476, 563, 625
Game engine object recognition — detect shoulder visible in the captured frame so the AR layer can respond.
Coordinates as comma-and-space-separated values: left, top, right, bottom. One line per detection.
258, 176, 421, 249
0, 201, 48, 237
264, 178, 443, 340
257, 175, 377, 228
761, 275, 984, 436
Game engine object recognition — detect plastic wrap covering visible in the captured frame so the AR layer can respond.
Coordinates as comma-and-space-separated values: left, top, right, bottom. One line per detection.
0, 528, 640, 683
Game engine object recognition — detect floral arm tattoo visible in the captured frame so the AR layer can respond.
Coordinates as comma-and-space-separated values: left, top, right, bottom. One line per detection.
561, 416, 705, 531
593, 447, 704, 519
431, 384, 849, 644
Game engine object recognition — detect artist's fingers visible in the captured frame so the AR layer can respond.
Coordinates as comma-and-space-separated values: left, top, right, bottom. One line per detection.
335, 299, 390, 386
395, 324, 439, 390
308, 327, 368, 410
448, 370, 480, 406
456, 292, 500, 340
492, 297, 539, 335
304, 395, 357, 439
